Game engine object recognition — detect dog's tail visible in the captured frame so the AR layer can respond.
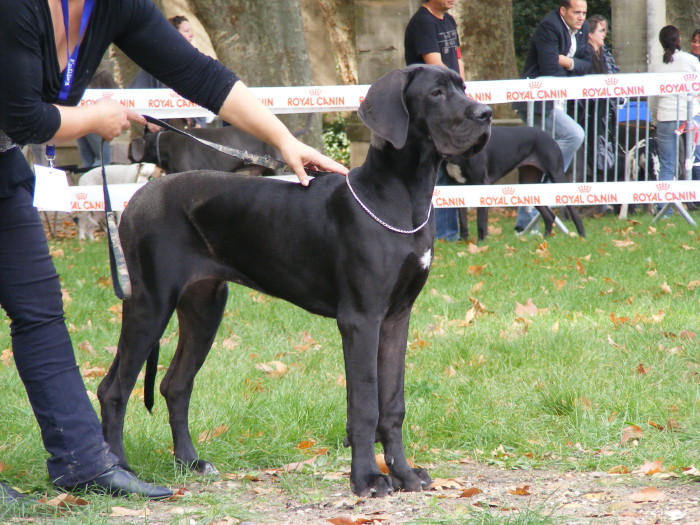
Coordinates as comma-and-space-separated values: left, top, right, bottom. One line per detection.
144, 344, 160, 413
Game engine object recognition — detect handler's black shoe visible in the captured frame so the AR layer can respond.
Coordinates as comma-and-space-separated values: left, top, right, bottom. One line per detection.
0, 481, 29, 503
61, 466, 172, 499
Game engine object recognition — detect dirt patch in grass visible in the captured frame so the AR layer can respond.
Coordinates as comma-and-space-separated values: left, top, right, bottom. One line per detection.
55, 461, 699, 524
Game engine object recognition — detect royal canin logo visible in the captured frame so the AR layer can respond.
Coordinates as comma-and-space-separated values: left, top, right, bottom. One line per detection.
433, 188, 441, 197
528, 81, 542, 89
101, 91, 114, 98
309, 88, 322, 96
501, 187, 515, 195
169, 90, 179, 98
656, 182, 670, 191
604, 77, 618, 86
76, 192, 88, 200
578, 184, 591, 193
683, 73, 698, 82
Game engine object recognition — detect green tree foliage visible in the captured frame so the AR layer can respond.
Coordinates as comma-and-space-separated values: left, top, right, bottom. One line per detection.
512, 0, 612, 72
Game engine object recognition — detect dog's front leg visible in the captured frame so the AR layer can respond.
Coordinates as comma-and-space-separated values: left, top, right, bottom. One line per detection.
377, 310, 431, 492
338, 315, 393, 497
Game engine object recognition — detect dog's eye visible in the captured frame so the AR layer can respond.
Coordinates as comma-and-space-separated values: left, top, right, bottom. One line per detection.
431, 88, 444, 97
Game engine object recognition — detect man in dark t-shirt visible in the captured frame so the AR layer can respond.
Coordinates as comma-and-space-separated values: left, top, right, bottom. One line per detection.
404, 0, 464, 240
404, 0, 463, 78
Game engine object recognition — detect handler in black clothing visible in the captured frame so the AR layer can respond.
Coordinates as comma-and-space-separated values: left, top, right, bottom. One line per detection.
0, 0, 347, 502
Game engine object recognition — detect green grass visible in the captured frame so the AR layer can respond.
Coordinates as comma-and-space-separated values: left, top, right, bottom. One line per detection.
0, 209, 698, 521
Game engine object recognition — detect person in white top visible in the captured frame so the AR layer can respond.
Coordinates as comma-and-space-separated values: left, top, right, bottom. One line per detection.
651, 25, 700, 199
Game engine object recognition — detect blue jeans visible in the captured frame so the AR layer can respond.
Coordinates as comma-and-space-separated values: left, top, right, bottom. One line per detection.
435, 163, 460, 240
657, 116, 700, 182
0, 185, 117, 486
515, 108, 585, 229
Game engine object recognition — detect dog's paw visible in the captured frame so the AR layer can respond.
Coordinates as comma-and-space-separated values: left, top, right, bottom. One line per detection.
178, 458, 219, 476
390, 467, 432, 492
350, 473, 394, 498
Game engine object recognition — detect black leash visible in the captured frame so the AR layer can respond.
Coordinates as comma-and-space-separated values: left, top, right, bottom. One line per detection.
144, 115, 288, 172
100, 139, 131, 300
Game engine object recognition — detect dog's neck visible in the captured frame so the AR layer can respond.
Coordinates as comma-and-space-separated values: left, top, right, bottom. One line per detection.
352, 138, 441, 230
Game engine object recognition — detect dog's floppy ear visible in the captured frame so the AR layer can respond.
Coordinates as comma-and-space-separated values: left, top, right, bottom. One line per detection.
358, 68, 411, 150
129, 137, 145, 163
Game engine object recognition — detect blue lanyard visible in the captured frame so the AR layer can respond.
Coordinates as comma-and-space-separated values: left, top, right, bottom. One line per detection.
47, 0, 95, 166
57, 0, 96, 102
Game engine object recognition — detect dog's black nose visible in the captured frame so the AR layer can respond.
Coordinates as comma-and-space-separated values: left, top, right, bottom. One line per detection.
470, 105, 492, 123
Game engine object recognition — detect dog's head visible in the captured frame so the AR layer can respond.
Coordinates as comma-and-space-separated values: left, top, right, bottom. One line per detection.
358, 65, 491, 157
136, 163, 165, 183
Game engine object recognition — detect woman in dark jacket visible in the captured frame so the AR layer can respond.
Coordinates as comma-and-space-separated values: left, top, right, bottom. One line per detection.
0, 0, 346, 502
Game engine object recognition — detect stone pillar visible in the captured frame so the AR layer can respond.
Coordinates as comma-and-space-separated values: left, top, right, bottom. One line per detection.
612, 0, 668, 73
348, 0, 420, 166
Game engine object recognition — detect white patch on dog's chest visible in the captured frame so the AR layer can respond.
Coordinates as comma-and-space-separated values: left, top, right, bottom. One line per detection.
419, 249, 432, 270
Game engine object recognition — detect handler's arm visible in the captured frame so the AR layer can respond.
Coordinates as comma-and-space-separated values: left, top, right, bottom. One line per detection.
218, 81, 349, 185
422, 53, 464, 80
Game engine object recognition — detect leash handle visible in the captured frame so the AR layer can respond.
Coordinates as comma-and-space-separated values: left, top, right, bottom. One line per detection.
144, 115, 287, 171
101, 139, 132, 300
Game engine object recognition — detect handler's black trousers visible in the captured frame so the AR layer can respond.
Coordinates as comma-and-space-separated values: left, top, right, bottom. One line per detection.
0, 185, 117, 486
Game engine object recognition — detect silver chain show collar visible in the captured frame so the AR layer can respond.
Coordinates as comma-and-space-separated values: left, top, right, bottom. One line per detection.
345, 173, 432, 235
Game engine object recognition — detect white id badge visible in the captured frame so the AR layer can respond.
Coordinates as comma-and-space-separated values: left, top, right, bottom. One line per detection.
33, 164, 72, 212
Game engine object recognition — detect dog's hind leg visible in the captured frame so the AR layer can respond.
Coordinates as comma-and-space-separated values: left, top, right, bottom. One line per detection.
377, 309, 431, 492
98, 296, 175, 469
159, 279, 228, 476
534, 206, 557, 236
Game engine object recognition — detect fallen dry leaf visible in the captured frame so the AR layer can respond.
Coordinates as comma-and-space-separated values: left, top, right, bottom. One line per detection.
39, 492, 89, 508
255, 360, 288, 377
467, 264, 487, 276
283, 456, 317, 472
636, 363, 649, 375
430, 478, 465, 490
608, 464, 630, 474
633, 458, 665, 476
621, 425, 644, 445
460, 487, 483, 498
515, 298, 546, 317
375, 453, 389, 474
509, 485, 531, 496
198, 424, 229, 444
1, 348, 13, 367
660, 282, 672, 294
629, 486, 666, 502
613, 239, 636, 248
81, 366, 107, 379
294, 332, 321, 352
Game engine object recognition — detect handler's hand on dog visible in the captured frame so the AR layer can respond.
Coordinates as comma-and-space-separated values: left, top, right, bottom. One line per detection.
279, 137, 349, 186
93, 98, 147, 141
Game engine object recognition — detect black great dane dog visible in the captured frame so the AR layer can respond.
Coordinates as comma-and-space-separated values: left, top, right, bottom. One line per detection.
97, 65, 491, 497
446, 126, 585, 241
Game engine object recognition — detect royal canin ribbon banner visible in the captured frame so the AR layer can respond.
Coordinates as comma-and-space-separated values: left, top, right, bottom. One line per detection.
60, 180, 698, 214
79, 72, 699, 117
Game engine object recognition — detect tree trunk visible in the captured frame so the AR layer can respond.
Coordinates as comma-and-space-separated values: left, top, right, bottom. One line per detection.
453, 0, 518, 119
314, 0, 358, 85
188, 0, 322, 149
